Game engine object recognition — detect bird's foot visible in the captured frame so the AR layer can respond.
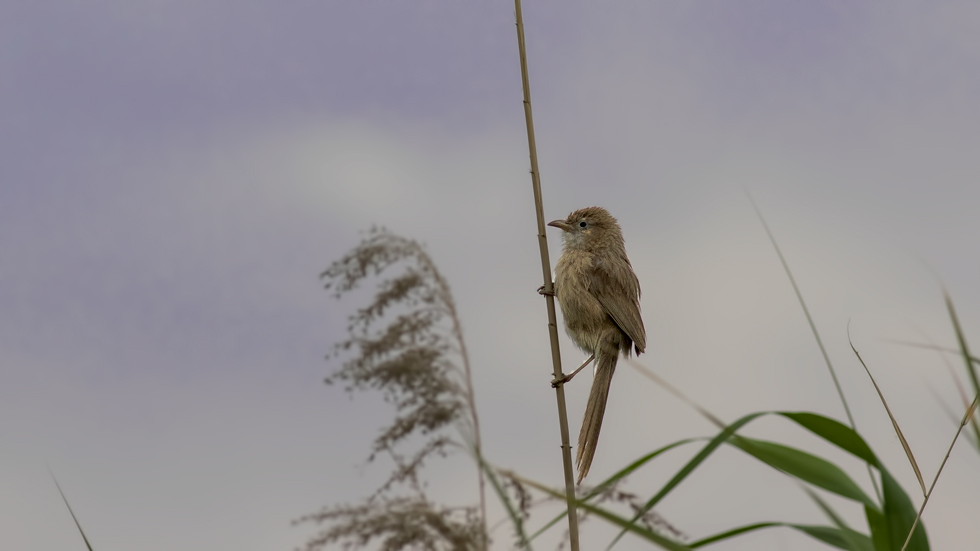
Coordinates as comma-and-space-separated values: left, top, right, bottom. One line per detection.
537, 285, 555, 297
551, 355, 594, 388
551, 371, 576, 388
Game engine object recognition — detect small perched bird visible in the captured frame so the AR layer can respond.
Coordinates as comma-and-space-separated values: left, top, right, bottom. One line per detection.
548, 206, 646, 484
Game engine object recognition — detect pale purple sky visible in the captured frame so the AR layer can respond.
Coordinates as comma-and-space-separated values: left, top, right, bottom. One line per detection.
3, 2, 980, 550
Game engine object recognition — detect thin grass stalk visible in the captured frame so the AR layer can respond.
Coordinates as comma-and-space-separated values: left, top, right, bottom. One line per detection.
456, 334, 487, 548
513, 1, 580, 548
847, 326, 926, 496
887, 339, 980, 447
443, 272, 488, 546
945, 291, 980, 411
898, 291, 980, 549
907, 325, 980, 449
50, 473, 95, 551
481, 460, 533, 548
900, 395, 979, 551
886, 340, 980, 442
747, 193, 883, 503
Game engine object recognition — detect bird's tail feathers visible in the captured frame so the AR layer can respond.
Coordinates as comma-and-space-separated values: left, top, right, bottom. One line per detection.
576, 353, 616, 484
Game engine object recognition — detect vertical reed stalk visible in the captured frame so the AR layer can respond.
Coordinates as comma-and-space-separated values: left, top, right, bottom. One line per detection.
513, 1, 581, 549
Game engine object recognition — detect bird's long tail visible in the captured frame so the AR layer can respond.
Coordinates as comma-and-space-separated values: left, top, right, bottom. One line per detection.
576, 349, 617, 484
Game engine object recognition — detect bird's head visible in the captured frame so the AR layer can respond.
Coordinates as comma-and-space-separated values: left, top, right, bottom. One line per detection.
548, 206, 623, 251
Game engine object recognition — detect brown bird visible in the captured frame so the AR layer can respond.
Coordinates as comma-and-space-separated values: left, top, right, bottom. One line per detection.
547, 206, 646, 484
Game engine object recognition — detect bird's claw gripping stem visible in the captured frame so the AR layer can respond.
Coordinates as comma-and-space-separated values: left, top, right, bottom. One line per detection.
551, 373, 571, 388
550, 354, 594, 389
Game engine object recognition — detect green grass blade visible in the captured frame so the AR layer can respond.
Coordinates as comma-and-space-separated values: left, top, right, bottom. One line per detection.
778, 412, 880, 468
689, 521, 875, 550
944, 290, 980, 450
688, 522, 783, 547
508, 473, 693, 551
945, 290, 979, 401
526, 508, 569, 543
865, 505, 889, 551
794, 524, 874, 551
583, 438, 704, 501
882, 468, 929, 551
804, 487, 875, 551
731, 436, 877, 509
597, 409, 918, 549
481, 461, 533, 550
607, 412, 767, 549
528, 438, 701, 542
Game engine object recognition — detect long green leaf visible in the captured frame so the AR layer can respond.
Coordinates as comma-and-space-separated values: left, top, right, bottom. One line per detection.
732, 436, 877, 509
688, 522, 783, 547
882, 469, 929, 551
599, 408, 931, 550
690, 521, 872, 550
774, 413, 930, 550
796, 524, 874, 551
865, 505, 889, 551
612, 410, 887, 548
778, 412, 880, 468
805, 488, 875, 551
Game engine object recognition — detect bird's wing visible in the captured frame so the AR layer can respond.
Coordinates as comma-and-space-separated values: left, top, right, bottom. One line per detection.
589, 255, 646, 353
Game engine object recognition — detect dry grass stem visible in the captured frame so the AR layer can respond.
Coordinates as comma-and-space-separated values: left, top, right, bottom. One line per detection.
900, 292, 980, 550
900, 395, 979, 551
847, 325, 926, 496
513, 0, 581, 548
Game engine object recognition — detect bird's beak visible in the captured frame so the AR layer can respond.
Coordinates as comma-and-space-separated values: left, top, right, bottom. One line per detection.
547, 219, 572, 232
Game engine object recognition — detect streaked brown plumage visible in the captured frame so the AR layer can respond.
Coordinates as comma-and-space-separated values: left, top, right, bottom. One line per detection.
548, 206, 645, 484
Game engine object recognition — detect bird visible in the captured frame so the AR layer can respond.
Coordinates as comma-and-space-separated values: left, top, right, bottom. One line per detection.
547, 206, 646, 484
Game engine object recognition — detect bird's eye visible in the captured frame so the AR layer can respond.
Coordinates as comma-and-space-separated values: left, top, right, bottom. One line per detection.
579, 221, 587, 228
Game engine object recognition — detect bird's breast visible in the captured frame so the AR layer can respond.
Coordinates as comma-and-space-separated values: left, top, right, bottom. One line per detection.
554, 251, 611, 353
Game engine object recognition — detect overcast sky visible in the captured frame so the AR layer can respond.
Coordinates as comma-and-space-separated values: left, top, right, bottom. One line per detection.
3, 2, 980, 550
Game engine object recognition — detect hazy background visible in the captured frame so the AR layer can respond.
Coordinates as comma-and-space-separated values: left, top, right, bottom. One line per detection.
3, 2, 980, 549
